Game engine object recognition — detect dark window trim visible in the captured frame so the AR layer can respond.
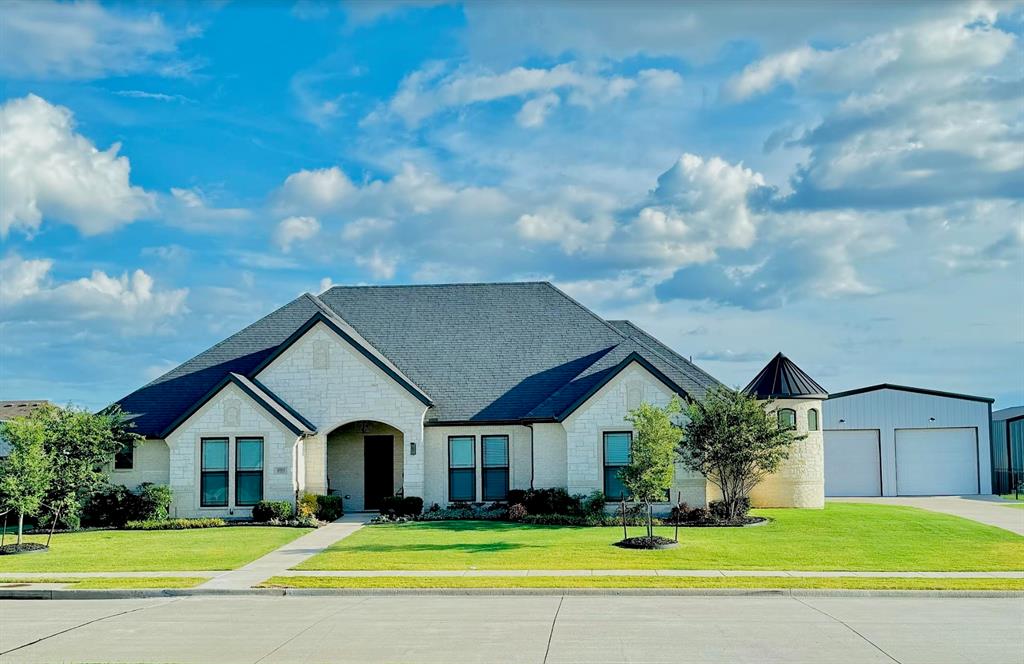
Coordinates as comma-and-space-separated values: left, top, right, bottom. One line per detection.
113, 441, 134, 470
234, 436, 264, 507
602, 430, 633, 501
778, 408, 797, 430
448, 435, 477, 502
807, 408, 819, 431
200, 437, 229, 508
481, 434, 510, 501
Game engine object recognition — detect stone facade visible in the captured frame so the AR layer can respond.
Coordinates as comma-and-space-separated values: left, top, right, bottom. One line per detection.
164, 382, 301, 518
327, 421, 404, 511
422, 424, 532, 507
256, 322, 429, 498
747, 398, 825, 508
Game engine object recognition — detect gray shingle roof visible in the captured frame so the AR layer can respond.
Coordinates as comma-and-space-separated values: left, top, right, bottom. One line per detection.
115, 282, 722, 435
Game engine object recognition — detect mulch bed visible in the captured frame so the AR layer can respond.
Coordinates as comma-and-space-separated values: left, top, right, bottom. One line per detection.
675, 516, 769, 528
615, 536, 679, 550
0, 543, 49, 555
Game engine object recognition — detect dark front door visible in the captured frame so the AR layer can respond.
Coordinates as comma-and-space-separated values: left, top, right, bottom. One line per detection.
363, 435, 394, 510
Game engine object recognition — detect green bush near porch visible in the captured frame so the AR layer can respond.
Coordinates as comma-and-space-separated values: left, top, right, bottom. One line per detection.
0, 526, 311, 572
296, 503, 1023, 572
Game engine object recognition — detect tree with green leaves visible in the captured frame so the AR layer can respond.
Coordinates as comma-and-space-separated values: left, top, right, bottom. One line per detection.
677, 387, 803, 521
0, 416, 52, 546
622, 397, 684, 539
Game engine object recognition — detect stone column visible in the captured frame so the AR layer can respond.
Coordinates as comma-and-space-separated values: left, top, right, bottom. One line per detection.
303, 433, 328, 494
402, 423, 425, 499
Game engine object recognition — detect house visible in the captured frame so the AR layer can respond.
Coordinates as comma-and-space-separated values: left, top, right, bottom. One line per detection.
112, 282, 825, 518
823, 385, 994, 497
0, 400, 51, 457
991, 406, 1024, 495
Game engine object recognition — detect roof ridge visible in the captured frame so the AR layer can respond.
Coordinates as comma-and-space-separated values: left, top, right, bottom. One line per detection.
323, 281, 552, 292
543, 283, 629, 340
609, 319, 723, 387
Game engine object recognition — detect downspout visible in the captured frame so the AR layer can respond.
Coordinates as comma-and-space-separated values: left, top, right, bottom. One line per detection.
526, 423, 535, 489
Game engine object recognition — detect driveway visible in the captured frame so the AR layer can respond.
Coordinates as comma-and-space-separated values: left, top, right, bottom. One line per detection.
830, 496, 1024, 536
2, 595, 1022, 663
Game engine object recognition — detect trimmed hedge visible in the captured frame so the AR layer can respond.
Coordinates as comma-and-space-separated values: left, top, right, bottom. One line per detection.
379, 495, 423, 517
315, 494, 344, 522
124, 518, 226, 530
81, 482, 174, 529
252, 500, 294, 522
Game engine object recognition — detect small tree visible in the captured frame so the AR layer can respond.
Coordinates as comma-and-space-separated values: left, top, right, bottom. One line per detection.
677, 387, 803, 521
621, 397, 683, 539
0, 417, 52, 546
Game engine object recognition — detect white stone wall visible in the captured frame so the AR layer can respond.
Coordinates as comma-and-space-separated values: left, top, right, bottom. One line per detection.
531, 423, 567, 489
165, 382, 301, 518
327, 422, 404, 511
422, 424, 531, 506
106, 439, 170, 489
747, 398, 825, 508
256, 322, 429, 497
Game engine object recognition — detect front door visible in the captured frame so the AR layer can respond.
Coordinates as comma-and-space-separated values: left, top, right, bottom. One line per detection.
363, 435, 394, 510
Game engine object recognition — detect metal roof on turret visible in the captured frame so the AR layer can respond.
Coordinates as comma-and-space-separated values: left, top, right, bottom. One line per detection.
743, 352, 827, 399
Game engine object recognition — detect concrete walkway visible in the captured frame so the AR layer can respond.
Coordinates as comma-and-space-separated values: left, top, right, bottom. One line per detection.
829, 495, 1024, 536
198, 513, 369, 590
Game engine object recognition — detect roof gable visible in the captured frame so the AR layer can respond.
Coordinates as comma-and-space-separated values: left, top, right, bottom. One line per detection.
828, 383, 993, 404
744, 352, 827, 399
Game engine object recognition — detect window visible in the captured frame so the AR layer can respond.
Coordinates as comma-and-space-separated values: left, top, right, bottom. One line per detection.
448, 436, 476, 502
235, 437, 264, 506
778, 408, 797, 431
200, 438, 229, 507
481, 435, 509, 501
807, 408, 819, 432
603, 432, 632, 501
114, 441, 134, 470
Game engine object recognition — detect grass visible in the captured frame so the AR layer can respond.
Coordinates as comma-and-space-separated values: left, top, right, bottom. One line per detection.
262, 575, 1024, 592
0, 527, 311, 572
0, 577, 207, 589
297, 504, 1024, 572
999, 494, 1024, 501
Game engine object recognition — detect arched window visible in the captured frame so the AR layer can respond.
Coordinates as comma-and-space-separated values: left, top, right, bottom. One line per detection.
808, 408, 819, 431
777, 408, 797, 431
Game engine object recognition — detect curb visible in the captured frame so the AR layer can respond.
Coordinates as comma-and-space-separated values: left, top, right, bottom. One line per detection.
1, 587, 1021, 600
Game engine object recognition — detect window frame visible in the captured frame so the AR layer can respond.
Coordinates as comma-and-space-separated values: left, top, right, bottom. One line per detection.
807, 408, 819, 432
113, 441, 134, 470
481, 434, 510, 501
234, 437, 264, 507
200, 437, 230, 508
448, 435, 477, 502
602, 430, 633, 501
777, 408, 797, 431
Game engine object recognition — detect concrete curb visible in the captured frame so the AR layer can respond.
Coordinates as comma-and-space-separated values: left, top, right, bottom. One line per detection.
1, 587, 1021, 600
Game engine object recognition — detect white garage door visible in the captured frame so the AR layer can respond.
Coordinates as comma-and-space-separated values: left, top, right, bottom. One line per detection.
895, 428, 978, 496
825, 430, 881, 496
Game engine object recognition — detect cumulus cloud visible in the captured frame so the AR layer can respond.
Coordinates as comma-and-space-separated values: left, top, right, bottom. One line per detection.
0, 1, 195, 80
516, 209, 614, 254
378, 62, 680, 127
274, 167, 357, 215
0, 254, 188, 329
0, 94, 154, 237
160, 187, 250, 232
355, 249, 397, 279
274, 216, 321, 252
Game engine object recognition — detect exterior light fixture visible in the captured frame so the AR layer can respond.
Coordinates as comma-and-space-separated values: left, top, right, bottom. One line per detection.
410, 442, 417, 456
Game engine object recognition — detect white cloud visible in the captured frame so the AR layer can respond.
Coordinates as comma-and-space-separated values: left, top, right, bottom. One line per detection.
0, 254, 188, 329
114, 90, 194, 103
274, 167, 357, 215
0, 94, 154, 237
516, 209, 614, 254
274, 216, 321, 252
141, 244, 190, 263
0, 1, 194, 80
161, 187, 250, 231
355, 249, 397, 279
380, 62, 681, 127
341, 217, 394, 241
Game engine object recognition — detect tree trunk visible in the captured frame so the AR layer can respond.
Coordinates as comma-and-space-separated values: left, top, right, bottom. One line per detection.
17, 512, 24, 546
646, 502, 653, 539
1, 512, 6, 548
46, 502, 63, 548
674, 491, 680, 543
621, 498, 627, 541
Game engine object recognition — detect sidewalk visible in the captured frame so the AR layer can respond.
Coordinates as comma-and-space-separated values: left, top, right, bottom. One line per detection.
197, 512, 369, 590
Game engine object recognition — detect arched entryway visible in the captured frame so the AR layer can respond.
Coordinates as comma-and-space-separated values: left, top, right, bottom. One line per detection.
326, 420, 404, 511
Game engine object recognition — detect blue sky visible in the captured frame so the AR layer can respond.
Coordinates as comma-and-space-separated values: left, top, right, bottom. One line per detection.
1, 1, 1021, 410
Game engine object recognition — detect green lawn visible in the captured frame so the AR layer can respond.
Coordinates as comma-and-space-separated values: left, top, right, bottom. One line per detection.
0, 527, 311, 572
296, 504, 1024, 572
999, 494, 1023, 501
263, 575, 1024, 592
0, 577, 207, 589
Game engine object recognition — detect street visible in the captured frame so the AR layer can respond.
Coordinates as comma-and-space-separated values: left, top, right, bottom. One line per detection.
1, 594, 1021, 663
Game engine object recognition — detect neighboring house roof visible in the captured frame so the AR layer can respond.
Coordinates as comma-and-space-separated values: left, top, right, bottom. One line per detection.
114, 282, 722, 436
828, 383, 994, 404
993, 406, 1024, 421
744, 353, 828, 399
159, 373, 317, 439
0, 400, 50, 420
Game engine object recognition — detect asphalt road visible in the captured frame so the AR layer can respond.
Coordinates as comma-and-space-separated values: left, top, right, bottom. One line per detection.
1, 595, 1021, 663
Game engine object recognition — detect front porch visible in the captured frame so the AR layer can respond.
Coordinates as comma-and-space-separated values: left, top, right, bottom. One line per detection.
325, 420, 405, 511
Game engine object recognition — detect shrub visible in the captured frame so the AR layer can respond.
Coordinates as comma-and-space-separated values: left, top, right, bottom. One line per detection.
581, 491, 606, 517
137, 483, 173, 521
709, 497, 749, 522
416, 504, 507, 521
124, 518, 226, 530
507, 489, 527, 505
401, 496, 423, 516
379, 495, 424, 517
315, 494, 344, 521
252, 500, 294, 522
507, 503, 527, 521
297, 493, 319, 519
521, 488, 581, 516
